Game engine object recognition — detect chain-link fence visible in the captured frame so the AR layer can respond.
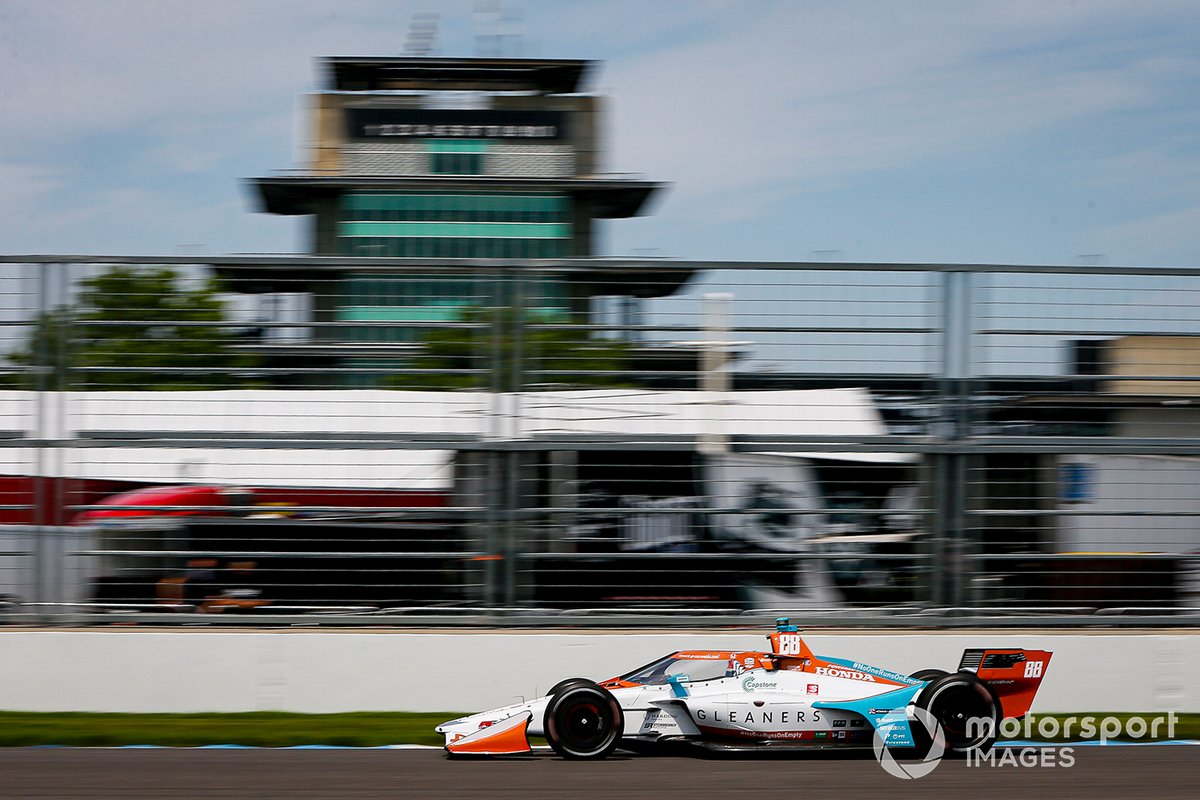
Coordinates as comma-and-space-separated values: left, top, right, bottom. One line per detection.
2, 256, 1199, 626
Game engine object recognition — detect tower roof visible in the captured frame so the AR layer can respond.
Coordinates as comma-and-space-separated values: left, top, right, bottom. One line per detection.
323, 57, 593, 94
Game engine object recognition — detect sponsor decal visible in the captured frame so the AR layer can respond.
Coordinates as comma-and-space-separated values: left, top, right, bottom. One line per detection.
697, 728, 815, 741
695, 708, 819, 725
642, 718, 681, 732
869, 708, 894, 715
814, 666, 877, 682
851, 719, 866, 728
833, 719, 847, 728
874, 707, 943, 780
807, 683, 819, 695
675, 652, 728, 660
850, 661, 919, 684
742, 676, 779, 692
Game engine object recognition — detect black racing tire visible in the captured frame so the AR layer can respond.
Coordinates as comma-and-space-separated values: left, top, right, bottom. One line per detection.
913, 672, 999, 755
543, 681, 624, 760
908, 668, 949, 682
546, 678, 597, 699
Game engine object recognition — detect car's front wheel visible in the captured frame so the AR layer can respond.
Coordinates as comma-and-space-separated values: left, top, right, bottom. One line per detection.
545, 678, 597, 699
542, 681, 624, 760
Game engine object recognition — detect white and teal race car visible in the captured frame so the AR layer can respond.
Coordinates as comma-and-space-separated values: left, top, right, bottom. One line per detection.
437, 619, 1052, 759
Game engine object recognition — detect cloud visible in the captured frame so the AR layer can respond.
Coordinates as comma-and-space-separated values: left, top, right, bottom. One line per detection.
1, 0, 1198, 265
0, 162, 64, 238
0, 0, 408, 154
0, 0, 413, 253
602, 0, 1191, 208
1091, 205, 1200, 266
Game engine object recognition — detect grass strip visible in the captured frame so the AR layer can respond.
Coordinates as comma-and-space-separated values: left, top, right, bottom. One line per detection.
0, 711, 462, 748
0, 712, 1195, 748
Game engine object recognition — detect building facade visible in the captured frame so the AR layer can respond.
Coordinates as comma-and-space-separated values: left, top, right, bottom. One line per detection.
228, 57, 689, 382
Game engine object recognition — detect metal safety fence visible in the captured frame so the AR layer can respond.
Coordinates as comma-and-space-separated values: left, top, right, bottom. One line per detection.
1, 255, 1199, 627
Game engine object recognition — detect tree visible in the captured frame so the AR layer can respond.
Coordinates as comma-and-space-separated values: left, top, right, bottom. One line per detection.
7, 265, 260, 390
385, 306, 632, 391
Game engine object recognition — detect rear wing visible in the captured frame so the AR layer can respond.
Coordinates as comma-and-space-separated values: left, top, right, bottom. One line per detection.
958, 648, 1052, 719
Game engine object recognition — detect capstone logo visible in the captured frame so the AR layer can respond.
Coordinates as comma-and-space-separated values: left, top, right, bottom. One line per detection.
741, 676, 778, 692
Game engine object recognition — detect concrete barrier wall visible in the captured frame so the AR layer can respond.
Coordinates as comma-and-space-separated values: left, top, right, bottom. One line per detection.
0, 631, 1195, 715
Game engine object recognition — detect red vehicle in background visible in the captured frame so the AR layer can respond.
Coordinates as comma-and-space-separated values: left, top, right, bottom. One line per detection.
77, 483, 457, 614
73, 483, 446, 525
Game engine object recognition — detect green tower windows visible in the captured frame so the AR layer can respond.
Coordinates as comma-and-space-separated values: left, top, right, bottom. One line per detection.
337, 192, 572, 258
337, 274, 572, 342
427, 139, 487, 175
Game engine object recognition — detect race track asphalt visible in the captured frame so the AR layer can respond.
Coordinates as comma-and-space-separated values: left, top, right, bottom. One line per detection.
0, 746, 1196, 799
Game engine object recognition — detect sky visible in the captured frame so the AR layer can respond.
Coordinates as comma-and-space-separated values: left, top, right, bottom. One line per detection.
1, 0, 1199, 268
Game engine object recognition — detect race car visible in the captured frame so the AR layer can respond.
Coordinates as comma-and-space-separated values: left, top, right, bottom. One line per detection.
436, 619, 1051, 759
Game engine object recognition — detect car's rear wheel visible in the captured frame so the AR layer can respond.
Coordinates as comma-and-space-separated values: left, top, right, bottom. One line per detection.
543, 681, 624, 760
914, 672, 998, 754
909, 668, 949, 682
